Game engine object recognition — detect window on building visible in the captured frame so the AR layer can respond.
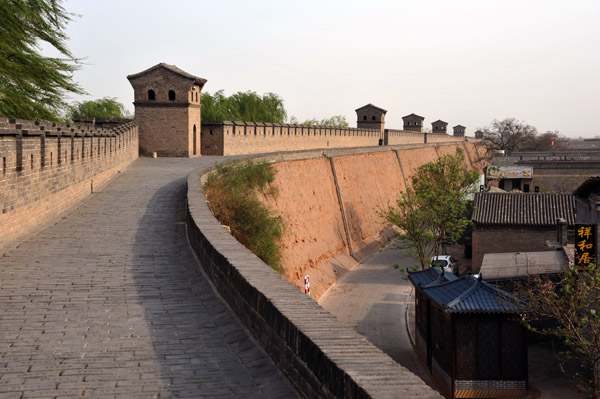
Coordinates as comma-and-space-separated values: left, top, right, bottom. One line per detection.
363, 115, 367, 121
148, 90, 155, 101
168, 90, 176, 101
372, 115, 376, 121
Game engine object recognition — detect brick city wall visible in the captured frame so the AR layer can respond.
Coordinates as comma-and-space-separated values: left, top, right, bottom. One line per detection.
0, 118, 139, 251
201, 121, 468, 156
186, 156, 443, 399
472, 226, 558, 272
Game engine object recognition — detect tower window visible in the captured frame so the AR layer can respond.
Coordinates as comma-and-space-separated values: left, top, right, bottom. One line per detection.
148, 90, 155, 101
168, 90, 176, 101
372, 115, 376, 121
363, 115, 367, 121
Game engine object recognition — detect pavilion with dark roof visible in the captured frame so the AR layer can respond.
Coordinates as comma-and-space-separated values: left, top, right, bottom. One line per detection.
408, 268, 527, 399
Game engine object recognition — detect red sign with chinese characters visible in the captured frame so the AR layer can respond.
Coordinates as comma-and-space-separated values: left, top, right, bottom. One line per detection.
575, 224, 597, 270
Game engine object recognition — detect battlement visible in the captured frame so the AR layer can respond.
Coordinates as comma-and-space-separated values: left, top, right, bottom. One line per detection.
0, 118, 139, 250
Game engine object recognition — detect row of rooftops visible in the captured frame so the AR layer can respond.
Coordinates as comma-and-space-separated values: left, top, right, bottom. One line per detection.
408, 267, 516, 314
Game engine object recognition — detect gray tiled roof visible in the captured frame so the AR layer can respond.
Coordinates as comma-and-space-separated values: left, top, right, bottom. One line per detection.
421, 276, 516, 314
473, 192, 576, 226
407, 267, 457, 287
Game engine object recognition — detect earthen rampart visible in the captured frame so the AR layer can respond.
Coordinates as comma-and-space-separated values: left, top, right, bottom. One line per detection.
0, 118, 139, 250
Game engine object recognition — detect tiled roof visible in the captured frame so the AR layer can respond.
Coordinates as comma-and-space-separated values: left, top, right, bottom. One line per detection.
432, 120, 447, 125
402, 113, 424, 120
572, 176, 600, 197
421, 276, 516, 314
127, 63, 207, 85
472, 192, 576, 226
408, 267, 458, 287
355, 103, 388, 113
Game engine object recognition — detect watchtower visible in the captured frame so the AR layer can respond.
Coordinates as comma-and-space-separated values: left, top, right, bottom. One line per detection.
432, 120, 448, 134
453, 125, 466, 137
403, 113, 424, 132
127, 63, 206, 157
355, 103, 387, 135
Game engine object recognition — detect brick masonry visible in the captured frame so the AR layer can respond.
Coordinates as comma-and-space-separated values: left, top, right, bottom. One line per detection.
201, 121, 467, 156
0, 117, 138, 251
472, 226, 558, 272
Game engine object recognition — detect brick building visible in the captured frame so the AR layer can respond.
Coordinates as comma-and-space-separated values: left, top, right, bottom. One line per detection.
432, 120, 448, 134
355, 103, 387, 136
471, 192, 576, 271
402, 113, 424, 132
127, 63, 206, 157
453, 125, 466, 137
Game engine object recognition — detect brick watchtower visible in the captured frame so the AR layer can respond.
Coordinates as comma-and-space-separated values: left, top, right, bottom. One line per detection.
453, 125, 466, 137
355, 103, 387, 136
127, 63, 206, 157
432, 120, 448, 134
402, 113, 424, 132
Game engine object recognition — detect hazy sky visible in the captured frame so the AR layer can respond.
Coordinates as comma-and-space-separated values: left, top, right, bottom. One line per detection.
58, 0, 600, 137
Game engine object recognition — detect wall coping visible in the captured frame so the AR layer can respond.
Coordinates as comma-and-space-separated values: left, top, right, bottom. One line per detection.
186, 146, 446, 398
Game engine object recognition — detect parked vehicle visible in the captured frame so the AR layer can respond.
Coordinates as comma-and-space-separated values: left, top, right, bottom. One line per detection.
428, 255, 459, 275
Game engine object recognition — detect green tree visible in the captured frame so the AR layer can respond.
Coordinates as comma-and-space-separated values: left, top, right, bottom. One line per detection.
0, 0, 83, 122
67, 97, 129, 120
520, 264, 600, 398
381, 148, 479, 268
289, 115, 349, 127
201, 90, 287, 123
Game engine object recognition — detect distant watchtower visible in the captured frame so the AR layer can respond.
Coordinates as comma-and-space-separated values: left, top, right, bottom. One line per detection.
127, 63, 206, 157
453, 125, 466, 137
432, 120, 448, 134
355, 103, 387, 135
403, 113, 424, 132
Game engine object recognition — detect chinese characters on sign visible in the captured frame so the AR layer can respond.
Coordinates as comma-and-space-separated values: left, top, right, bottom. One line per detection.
575, 224, 597, 270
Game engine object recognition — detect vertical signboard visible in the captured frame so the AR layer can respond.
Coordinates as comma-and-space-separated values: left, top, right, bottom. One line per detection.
575, 224, 597, 270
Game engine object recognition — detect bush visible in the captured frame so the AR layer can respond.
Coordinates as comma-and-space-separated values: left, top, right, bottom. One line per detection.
204, 160, 284, 273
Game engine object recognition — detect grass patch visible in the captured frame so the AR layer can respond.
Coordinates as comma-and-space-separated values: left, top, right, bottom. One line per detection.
204, 160, 284, 273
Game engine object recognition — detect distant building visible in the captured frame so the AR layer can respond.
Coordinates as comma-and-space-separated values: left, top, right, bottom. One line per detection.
402, 113, 424, 132
431, 120, 448, 134
474, 130, 484, 139
485, 165, 533, 192
453, 125, 466, 137
355, 103, 387, 135
471, 192, 576, 271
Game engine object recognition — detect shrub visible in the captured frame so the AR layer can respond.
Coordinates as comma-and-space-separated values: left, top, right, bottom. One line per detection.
204, 160, 284, 273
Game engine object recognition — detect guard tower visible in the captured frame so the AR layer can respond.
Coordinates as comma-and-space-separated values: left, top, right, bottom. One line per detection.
355, 103, 387, 135
453, 125, 466, 137
403, 113, 425, 132
127, 63, 206, 157
432, 120, 448, 134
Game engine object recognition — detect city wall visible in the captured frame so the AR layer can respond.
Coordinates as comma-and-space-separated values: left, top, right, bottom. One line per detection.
201, 120, 467, 156
186, 142, 485, 398
0, 118, 139, 250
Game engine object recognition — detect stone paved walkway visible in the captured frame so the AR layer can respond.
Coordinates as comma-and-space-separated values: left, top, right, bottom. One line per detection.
0, 158, 298, 398
319, 244, 438, 392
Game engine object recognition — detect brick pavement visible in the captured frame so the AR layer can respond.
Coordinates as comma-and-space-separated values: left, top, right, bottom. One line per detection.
0, 157, 298, 398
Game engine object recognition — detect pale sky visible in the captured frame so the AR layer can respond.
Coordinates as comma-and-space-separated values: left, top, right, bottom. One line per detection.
58, 0, 600, 137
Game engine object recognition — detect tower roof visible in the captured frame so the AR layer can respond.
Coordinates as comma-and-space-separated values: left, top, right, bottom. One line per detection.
355, 103, 387, 113
402, 113, 424, 120
432, 120, 448, 125
127, 63, 207, 86
453, 125, 466, 129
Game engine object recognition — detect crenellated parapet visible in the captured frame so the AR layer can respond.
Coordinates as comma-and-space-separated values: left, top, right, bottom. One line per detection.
0, 117, 139, 251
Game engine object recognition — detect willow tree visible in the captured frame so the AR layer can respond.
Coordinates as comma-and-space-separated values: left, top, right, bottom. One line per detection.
381, 148, 479, 268
67, 97, 129, 120
0, 0, 83, 122
201, 90, 287, 123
